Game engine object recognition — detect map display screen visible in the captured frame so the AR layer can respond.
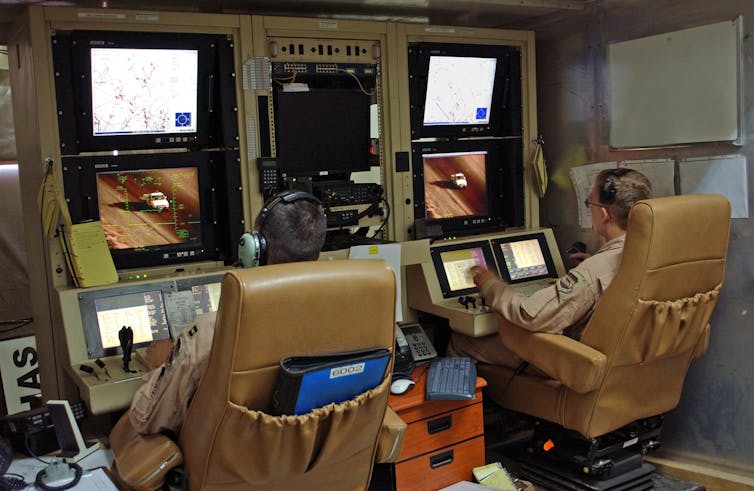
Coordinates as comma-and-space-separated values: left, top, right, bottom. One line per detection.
423, 56, 497, 126
90, 47, 198, 137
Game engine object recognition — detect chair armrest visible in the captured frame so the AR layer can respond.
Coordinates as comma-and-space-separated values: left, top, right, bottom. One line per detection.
109, 411, 183, 491
374, 406, 406, 463
499, 322, 607, 394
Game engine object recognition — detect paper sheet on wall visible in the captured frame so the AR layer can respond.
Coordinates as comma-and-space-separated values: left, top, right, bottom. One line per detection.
679, 154, 748, 218
570, 159, 674, 229
570, 162, 618, 229
349, 244, 403, 322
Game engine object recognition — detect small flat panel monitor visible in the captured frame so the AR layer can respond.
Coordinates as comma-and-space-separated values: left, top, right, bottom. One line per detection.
78, 282, 173, 359
175, 274, 225, 317
430, 241, 497, 299
491, 233, 559, 284
274, 88, 371, 176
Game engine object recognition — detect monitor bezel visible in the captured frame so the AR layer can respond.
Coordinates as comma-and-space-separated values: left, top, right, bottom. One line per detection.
53, 30, 233, 153
78, 281, 174, 359
491, 233, 559, 284
408, 42, 521, 139
412, 139, 511, 236
430, 240, 498, 299
62, 152, 220, 270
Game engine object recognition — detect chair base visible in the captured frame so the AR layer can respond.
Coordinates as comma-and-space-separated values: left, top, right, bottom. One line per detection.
518, 450, 655, 491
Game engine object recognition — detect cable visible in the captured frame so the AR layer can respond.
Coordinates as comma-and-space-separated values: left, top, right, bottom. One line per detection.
334, 68, 375, 96
0, 473, 27, 490
370, 198, 390, 239
34, 462, 82, 491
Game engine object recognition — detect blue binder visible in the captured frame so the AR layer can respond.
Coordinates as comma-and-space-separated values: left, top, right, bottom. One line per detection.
271, 348, 390, 415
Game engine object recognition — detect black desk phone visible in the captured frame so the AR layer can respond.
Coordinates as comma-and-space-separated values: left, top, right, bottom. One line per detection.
395, 323, 438, 362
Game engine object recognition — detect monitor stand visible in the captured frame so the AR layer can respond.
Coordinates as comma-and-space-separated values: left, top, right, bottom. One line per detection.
47, 400, 99, 463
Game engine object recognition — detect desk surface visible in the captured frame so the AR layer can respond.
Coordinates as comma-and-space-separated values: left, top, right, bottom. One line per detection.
388, 364, 487, 419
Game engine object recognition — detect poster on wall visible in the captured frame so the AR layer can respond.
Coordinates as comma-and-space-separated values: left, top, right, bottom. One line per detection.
0, 336, 42, 414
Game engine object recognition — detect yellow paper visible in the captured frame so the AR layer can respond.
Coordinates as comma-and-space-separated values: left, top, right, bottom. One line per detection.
532, 142, 548, 198
473, 462, 516, 491
63, 221, 119, 288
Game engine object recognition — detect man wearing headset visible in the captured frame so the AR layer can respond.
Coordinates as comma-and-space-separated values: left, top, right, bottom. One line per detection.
448, 168, 651, 370
129, 191, 327, 436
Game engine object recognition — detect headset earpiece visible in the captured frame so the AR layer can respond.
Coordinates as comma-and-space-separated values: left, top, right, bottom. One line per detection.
599, 168, 631, 205
238, 231, 268, 268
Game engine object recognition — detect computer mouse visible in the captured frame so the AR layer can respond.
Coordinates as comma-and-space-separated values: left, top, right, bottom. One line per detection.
390, 378, 415, 395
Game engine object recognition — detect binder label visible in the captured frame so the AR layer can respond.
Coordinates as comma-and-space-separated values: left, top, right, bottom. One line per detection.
330, 363, 365, 379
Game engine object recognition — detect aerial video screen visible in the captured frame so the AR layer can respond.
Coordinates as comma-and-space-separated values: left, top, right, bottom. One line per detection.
422, 151, 488, 219
90, 47, 198, 136
423, 56, 497, 126
95, 167, 201, 250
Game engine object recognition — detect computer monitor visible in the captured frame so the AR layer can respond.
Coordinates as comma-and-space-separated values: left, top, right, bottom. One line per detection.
412, 139, 523, 237
491, 233, 559, 284
408, 42, 522, 139
62, 151, 243, 270
52, 30, 237, 153
78, 282, 173, 359
430, 241, 497, 299
274, 88, 371, 177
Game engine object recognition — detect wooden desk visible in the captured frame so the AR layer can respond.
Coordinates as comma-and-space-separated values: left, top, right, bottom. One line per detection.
387, 364, 487, 491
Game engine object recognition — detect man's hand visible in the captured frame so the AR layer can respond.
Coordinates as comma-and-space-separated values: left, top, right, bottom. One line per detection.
146, 339, 174, 371
469, 265, 497, 290
568, 251, 591, 265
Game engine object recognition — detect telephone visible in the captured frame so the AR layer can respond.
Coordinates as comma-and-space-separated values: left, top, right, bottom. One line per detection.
257, 157, 282, 198
396, 322, 438, 362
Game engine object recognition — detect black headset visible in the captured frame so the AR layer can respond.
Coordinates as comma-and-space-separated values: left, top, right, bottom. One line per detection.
238, 190, 323, 268
599, 168, 631, 205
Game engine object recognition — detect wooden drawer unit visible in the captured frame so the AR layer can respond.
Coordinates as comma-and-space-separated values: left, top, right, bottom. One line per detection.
388, 365, 487, 491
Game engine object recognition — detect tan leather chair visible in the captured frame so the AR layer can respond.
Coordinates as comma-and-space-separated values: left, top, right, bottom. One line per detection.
111, 259, 400, 491
478, 195, 730, 442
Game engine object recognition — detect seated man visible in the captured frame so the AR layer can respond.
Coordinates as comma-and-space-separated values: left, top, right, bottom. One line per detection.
129, 191, 327, 436
449, 168, 651, 372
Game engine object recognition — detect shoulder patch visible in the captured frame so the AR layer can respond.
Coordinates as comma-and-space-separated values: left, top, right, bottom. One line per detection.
557, 271, 584, 297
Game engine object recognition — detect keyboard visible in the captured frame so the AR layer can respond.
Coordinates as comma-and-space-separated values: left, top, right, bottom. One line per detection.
425, 357, 477, 401
511, 279, 555, 297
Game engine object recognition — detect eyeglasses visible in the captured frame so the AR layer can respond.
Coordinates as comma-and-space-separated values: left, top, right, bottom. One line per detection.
583, 199, 608, 210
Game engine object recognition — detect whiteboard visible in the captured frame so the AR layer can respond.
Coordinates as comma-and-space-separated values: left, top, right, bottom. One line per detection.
608, 18, 742, 148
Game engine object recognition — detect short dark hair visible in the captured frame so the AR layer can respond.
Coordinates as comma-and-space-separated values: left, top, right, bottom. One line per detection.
253, 196, 327, 265
594, 168, 652, 229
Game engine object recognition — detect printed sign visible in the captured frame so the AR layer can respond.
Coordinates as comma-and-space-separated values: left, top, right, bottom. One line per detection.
0, 336, 42, 414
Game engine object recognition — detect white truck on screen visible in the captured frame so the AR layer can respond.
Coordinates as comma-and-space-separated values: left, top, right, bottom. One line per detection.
140, 192, 170, 211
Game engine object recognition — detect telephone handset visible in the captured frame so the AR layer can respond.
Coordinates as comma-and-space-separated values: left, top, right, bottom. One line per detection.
397, 322, 438, 362
257, 157, 282, 198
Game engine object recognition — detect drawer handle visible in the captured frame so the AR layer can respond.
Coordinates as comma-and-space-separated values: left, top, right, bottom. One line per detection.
427, 415, 452, 434
429, 450, 454, 469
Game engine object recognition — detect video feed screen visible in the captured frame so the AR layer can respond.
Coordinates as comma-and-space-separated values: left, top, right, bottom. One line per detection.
430, 241, 497, 298
422, 151, 488, 219
96, 166, 201, 251
423, 56, 497, 126
93, 290, 170, 350
90, 47, 198, 137
492, 234, 557, 284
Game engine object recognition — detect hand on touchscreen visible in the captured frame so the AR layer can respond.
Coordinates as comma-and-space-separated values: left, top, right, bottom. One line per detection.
469, 265, 497, 290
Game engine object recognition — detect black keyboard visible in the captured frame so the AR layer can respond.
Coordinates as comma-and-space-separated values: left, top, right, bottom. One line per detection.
425, 357, 477, 401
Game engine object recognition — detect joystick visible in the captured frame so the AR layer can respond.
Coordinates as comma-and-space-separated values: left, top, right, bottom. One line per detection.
119, 325, 135, 373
